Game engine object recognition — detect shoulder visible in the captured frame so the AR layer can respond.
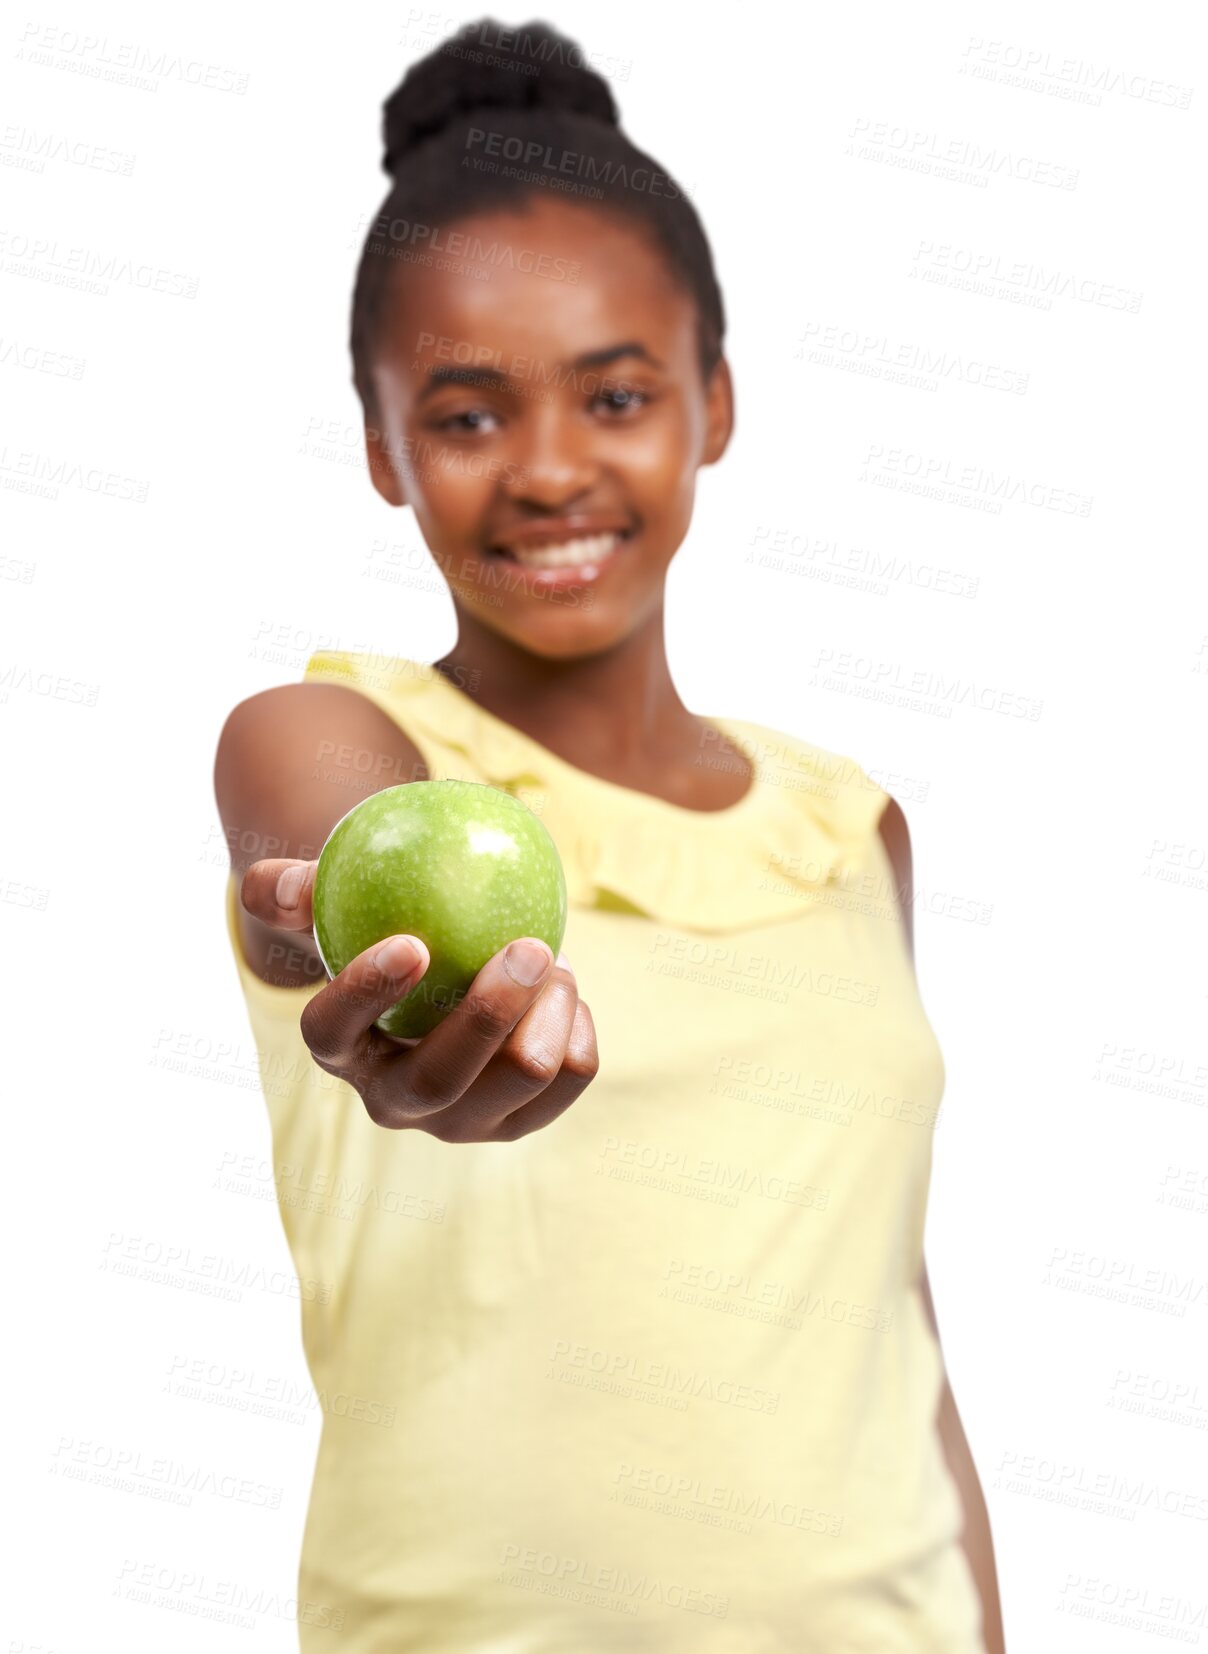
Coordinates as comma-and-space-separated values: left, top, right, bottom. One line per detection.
876, 794, 911, 860
769, 717, 916, 954
215, 677, 427, 786
876, 788, 912, 889
734, 713, 916, 937
874, 794, 915, 962
728, 715, 895, 837
213, 676, 434, 986
213, 678, 429, 864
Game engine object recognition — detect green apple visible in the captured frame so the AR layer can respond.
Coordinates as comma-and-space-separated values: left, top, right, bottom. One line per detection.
312, 780, 567, 1040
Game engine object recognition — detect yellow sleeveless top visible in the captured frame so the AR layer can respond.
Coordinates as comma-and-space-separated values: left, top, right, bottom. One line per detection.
222, 650, 987, 1652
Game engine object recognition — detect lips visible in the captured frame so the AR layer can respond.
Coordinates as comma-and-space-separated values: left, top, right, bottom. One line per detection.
488, 518, 635, 565
492, 531, 626, 569
480, 526, 635, 590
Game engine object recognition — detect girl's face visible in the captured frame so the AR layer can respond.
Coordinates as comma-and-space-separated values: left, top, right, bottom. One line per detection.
363, 194, 733, 659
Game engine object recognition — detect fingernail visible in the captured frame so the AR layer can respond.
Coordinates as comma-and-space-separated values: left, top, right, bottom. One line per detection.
504, 939, 552, 987
276, 865, 306, 910
555, 950, 574, 976
373, 936, 422, 977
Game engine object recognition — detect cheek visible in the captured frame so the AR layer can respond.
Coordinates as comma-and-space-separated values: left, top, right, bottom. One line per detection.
411, 460, 495, 542
612, 409, 699, 514
379, 403, 494, 536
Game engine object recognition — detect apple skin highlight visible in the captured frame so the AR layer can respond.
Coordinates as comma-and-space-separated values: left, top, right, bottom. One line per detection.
312, 780, 568, 1039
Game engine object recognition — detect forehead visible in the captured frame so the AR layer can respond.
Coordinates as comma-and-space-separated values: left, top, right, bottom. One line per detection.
374, 196, 696, 378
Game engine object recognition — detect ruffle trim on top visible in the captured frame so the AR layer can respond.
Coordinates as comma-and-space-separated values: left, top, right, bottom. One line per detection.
303, 651, 892, 935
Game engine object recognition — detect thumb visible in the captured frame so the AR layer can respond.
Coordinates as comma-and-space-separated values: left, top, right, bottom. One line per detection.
240, 858, 318, 932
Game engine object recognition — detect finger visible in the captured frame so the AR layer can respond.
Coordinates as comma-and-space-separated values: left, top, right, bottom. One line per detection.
423, 957, 580, 1137
380, 937, 556, 1113
492, 998, 600, 1141
299, 932, 430, 1077
241, 858, 318, 933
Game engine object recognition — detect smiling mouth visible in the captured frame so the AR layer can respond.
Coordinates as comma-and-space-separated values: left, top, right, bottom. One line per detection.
487, 529, 632, 570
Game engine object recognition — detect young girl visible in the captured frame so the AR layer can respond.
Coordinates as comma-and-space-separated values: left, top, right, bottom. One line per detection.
215, 21, 1005, 1651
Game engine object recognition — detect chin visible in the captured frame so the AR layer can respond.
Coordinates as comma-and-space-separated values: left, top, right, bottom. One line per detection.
495, 613, 635, 662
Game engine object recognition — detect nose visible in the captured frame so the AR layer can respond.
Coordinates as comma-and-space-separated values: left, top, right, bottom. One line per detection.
502, 403, 599, 508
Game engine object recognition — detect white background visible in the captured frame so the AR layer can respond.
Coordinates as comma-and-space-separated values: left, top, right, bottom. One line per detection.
3, 1, 1206, 1648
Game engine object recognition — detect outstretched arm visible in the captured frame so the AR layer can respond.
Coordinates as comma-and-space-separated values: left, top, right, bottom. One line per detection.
878, 798, 1005, 1653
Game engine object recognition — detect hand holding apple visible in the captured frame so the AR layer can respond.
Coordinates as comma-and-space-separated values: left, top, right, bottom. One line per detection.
238, 782, 597, 1142
312, 779, 568, 1040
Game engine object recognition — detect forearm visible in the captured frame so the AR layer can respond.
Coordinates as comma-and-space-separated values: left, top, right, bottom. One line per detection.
937, 1372, 1005, 1654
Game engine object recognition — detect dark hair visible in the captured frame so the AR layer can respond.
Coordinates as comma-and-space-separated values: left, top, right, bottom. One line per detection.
349, 18, 726, 423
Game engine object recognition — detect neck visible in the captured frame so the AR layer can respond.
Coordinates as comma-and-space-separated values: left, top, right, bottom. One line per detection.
433, 606, 700, 769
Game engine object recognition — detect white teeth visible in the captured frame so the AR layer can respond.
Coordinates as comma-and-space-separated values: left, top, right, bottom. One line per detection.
506, 532, 623, 569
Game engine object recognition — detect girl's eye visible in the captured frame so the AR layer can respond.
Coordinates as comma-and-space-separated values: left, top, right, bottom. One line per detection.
435, 388, 650, 434
593, 386, 649, 416
437, 408, 500, 434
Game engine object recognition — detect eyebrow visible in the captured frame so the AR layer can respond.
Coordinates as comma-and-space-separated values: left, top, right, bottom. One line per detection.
416, 342, 665, 402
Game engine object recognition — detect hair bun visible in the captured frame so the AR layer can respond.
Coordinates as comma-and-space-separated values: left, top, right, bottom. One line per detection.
381, 18, 619, 176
